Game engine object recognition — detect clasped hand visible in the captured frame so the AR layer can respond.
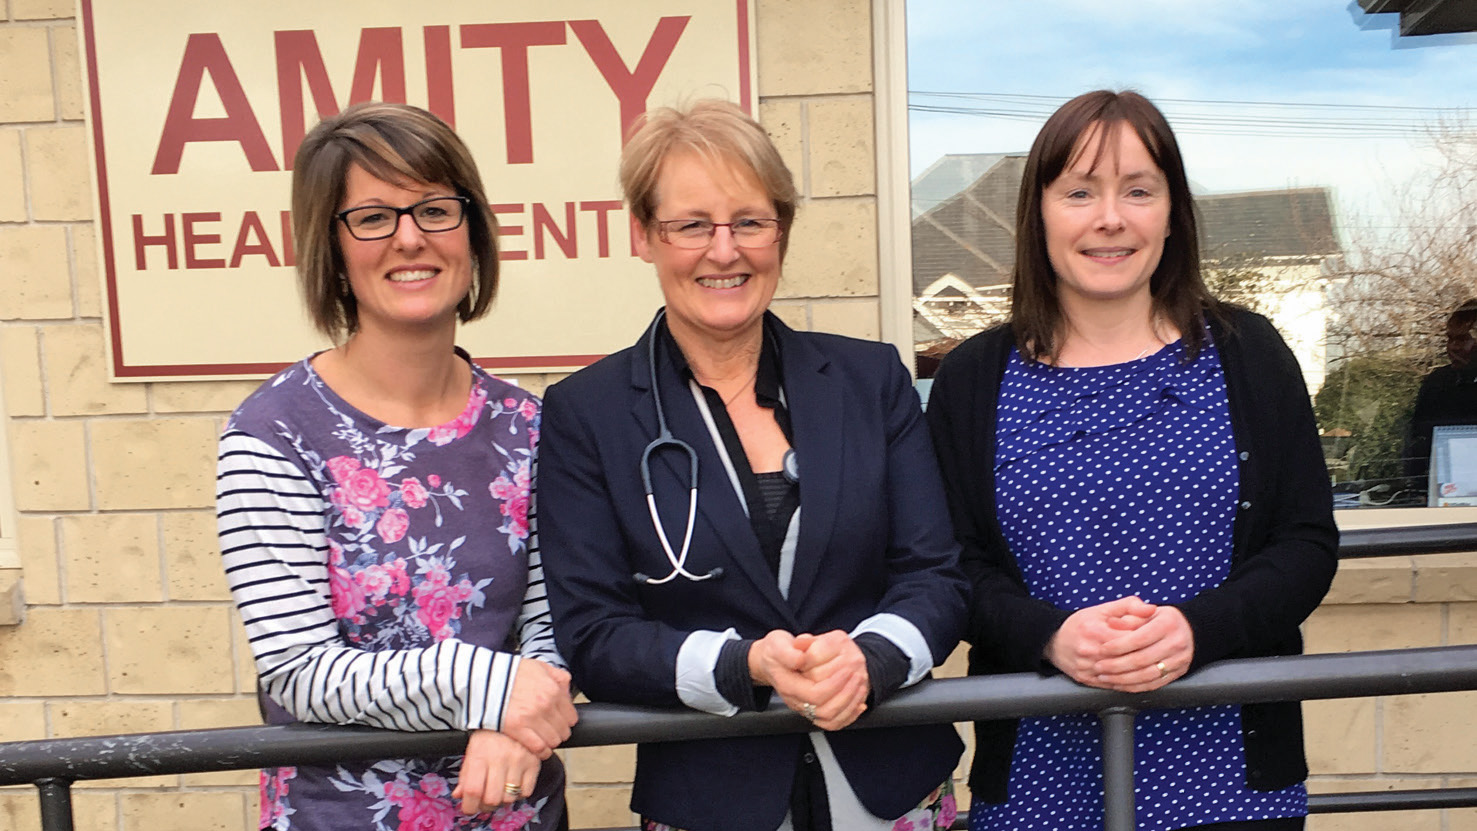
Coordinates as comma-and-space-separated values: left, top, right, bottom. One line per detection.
749, 630, 870, 731
1045, 596, 1195, 693
452, 658, 577, 814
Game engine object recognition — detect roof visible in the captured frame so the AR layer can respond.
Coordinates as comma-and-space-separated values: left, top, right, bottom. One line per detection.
910, 154, 1341, 294
1359, 0, 1477, 36
910, 153, 1009, 219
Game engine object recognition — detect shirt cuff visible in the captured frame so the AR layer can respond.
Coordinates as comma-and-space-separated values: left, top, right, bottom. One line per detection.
676, 628, 741, 716
849, 612, 933, 687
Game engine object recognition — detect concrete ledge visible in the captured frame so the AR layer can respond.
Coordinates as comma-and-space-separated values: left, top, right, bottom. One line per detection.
0, 569, 23, 626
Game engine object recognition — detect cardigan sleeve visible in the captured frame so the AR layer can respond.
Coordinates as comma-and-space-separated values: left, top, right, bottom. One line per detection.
1173, 312, 1339, 669
217, 429, 529, 732
926, 333, 1070, 674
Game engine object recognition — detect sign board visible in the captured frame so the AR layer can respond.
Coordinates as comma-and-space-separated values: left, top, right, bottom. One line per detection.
79, 0, 755, 379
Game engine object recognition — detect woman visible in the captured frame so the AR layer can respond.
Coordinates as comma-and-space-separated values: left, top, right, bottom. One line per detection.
926, 90, 1339, 831
536, 99, 969, 831
216, 102, 577, 831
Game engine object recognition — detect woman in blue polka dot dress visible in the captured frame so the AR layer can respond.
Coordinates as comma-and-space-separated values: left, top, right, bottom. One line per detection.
926, 90, 1339, 831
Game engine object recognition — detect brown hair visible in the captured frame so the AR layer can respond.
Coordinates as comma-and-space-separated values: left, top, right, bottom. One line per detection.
1012, 89, 1222, 363
291, 102, 499, 340
619, 99, 799, 257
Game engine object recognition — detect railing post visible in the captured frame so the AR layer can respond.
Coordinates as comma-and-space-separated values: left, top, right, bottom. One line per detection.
1100, 706, 1137, 831
35, 778, 75, 831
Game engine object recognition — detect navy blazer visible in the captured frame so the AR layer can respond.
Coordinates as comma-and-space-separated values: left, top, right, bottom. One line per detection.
538, 311, 968, 831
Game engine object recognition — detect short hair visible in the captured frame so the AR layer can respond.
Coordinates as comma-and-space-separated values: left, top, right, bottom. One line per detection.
1011, 90, 1221, 363
619, 99, 799, 257
291, 102, 499, 340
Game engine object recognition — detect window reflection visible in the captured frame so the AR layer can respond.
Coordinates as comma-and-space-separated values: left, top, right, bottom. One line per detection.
906, 3, 1477, 508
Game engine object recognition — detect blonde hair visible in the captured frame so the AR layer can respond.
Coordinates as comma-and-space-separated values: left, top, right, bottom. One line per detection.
619, 99, 798, 257
291, 102, 499, 340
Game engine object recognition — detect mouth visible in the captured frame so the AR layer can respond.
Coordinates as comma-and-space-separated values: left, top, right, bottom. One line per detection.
1081, 247, 1136, 263
696, 274, 749, 289
387, 268, 437, 283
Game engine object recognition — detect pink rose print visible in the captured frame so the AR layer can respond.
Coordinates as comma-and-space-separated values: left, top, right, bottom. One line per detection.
327, 455, 361, 483
501, 493, 530, 540
394, 787, 456, 831
400, 477, 429, 509
517, 398, 538, 423
377, 507, 410, 544
503, 397, 518, 408
384, 778, 415, 807
356, 565, 393, 603
388, 558, 411, 594
489, 475, 516, 501
414, 583, 460, 640
419, 773, 450, 799
258, 767, 296, 828
935, 794, 958, 828
340, 467, 391, 510
329, 562, 368, 621
341, 504, 369, 530
487, 802, 538, 830
428, 474, 442, 488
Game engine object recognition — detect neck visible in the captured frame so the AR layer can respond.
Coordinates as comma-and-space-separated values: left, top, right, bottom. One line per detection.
1055, 295, 1174, 367
668, 316, 763, 386
325, 321, 469, 424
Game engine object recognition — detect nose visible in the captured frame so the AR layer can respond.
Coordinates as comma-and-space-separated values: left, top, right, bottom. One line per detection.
705, 223, 740, 263
1096, 195, 1126, 232
390, 211, 427, 249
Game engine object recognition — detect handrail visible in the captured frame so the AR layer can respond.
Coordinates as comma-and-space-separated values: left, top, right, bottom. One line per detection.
3, 645, 1477, 783
1338, 521, 1477, 558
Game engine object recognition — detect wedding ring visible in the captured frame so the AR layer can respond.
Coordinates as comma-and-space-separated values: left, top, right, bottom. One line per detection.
1157, 661, 1169, 679
801, 702, 817, 721
504, 782, 522, 797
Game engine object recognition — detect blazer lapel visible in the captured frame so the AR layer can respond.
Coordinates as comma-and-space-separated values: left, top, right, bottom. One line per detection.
778, 324, 843, 608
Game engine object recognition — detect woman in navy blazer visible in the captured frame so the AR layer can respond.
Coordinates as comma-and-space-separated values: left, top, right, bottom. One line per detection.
536, 100, 969, 831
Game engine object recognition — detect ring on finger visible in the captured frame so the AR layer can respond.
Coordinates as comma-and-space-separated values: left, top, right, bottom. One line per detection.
801, 702, 817, 721
503, 782, 522, 797
1156, 661, 1169, 679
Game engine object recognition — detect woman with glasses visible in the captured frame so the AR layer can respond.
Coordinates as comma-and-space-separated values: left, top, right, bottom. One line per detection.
216, 102, 577, 831
927, 90, 1338, 831
536, 99, 969, 831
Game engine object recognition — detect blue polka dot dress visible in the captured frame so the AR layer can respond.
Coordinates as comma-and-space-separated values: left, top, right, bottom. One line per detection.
970, 337, 1306, 831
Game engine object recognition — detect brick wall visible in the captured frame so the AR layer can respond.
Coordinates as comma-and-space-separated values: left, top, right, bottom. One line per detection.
0, 1, 890, 829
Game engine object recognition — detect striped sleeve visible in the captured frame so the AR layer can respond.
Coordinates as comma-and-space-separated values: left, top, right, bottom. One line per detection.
217, 428, 522, 732
515, 459, 565, 670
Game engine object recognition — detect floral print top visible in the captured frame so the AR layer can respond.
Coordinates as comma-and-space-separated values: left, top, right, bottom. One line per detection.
217, 352, 564, 831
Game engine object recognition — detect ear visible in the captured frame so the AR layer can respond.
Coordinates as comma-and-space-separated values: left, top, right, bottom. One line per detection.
631, 216, 655, 264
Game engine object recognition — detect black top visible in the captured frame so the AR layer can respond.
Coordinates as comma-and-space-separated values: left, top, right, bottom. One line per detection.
926, 307, 1339, 802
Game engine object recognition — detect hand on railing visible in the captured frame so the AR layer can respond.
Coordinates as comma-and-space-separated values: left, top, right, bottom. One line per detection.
1046, 596, 1194, 692
500, 658, 578, 759
452, 729, 540, 814
750, 630, 871, 731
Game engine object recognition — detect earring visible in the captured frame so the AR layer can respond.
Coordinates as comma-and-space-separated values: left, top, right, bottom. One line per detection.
338, 274, 351, 298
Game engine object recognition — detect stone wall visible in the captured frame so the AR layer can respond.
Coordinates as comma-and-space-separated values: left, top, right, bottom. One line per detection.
0, 1, 889, 828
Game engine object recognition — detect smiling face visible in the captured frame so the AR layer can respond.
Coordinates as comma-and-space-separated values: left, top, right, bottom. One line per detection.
633, 151, 781, 346
337, 163, 473, 336
1041, 123, 1171, 313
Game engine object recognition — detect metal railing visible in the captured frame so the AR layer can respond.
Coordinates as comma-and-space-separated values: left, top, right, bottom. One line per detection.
3, 522, 1477, 831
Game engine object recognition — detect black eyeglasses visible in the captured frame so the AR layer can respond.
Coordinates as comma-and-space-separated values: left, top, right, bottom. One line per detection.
336, 196, 471, 241
654, 218, 783, 249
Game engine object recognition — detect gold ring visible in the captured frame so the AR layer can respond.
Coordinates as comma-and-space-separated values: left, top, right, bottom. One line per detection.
503, 782, 522, 797
1157, 661, 1169, 679
801, 702, 817, 721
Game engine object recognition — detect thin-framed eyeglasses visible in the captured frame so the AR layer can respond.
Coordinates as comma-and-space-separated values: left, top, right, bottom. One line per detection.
336, 196, 471, 241
654, 218, 783, 250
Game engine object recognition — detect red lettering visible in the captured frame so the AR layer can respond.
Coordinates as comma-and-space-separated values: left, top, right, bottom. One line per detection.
579, 200, 623, 258
490, 203, 527, 261
533, 202, 577, 259
182, 212, 226, 269
152, 34, 277, 175
460, 22, 566, 164
569, 17, 689, 142
424, 25, 456, 128
229, 211, 281, 268
276, 28, 408, 169
132, 214, 178, 270
280, 210, 296, 268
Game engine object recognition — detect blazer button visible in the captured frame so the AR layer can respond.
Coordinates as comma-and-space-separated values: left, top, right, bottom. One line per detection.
1239, 451, 1250, 460
1240, 501, 1252, 510
802, 752, 817, 765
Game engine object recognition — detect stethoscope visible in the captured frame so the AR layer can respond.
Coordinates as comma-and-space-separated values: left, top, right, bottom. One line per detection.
634, 310, 723, 585
633, 311, 801, 585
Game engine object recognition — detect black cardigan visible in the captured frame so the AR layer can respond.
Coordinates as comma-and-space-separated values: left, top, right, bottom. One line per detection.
926, 308, 1339, 803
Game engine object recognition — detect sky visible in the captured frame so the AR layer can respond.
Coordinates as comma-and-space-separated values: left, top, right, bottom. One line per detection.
905, 0, 1477, 237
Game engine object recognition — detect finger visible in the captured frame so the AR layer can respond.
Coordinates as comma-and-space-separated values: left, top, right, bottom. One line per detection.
815, 677, 869, 730
455, 754, 486, 815
520, 760, 540, 806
